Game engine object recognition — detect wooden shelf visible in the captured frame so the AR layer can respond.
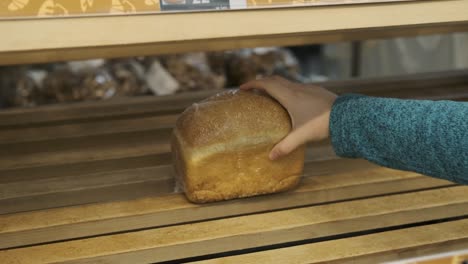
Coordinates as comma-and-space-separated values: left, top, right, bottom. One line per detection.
0, 72, 467, 262
0, 0, 468, 65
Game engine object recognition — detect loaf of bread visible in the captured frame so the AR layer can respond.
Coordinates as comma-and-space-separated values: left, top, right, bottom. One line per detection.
171, 90, 305, 203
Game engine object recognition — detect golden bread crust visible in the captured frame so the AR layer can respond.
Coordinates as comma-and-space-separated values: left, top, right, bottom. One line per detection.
172, 89, 305, 203
175, 90, 291, 149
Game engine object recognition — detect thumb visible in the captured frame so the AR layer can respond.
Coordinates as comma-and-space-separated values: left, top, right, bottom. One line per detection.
269, 125, 310, 160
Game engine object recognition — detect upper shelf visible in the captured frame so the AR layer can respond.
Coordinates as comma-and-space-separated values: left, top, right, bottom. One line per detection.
0, 0, 468, 65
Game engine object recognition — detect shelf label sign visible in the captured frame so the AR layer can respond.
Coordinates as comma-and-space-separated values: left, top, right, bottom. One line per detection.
160, 0, 247, 10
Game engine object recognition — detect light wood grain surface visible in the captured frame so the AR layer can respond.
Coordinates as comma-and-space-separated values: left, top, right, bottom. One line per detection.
0, 164, 452, 249
194, 219, 468, 264
1, 186, 467, 263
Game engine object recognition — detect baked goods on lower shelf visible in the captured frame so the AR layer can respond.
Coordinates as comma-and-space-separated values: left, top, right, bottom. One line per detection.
171, 89, 306, 203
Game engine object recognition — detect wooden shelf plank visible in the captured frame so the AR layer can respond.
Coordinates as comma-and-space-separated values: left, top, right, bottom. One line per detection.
1, 186, 467, 263
0, 162, 452, 249
0, 166, 173, 201
0, 0, 468, 64
0, 114, 178, 144
0, 90, 215, 128
195, 219, 468, 264
0, 130, 172, 170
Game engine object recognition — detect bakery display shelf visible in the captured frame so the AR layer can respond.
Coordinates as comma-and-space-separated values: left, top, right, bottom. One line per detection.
1, 0, 468, 65
0, 71, 467, 263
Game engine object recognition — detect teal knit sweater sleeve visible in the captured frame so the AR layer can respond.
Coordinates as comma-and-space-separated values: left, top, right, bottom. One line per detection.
329, 94, 468, 184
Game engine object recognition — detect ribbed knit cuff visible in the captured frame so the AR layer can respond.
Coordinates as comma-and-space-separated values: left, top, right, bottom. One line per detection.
329, 94, 365, 158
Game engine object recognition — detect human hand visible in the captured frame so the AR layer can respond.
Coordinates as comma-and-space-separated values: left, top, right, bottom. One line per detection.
240, 76, 337, 160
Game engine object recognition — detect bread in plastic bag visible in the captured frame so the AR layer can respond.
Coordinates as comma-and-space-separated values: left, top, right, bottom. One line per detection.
171, 89, 306, 203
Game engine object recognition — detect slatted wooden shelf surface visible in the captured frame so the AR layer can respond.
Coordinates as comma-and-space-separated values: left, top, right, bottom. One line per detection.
0, 71, 467, 263
0, 0, 468, 65
195, 219, 468, 264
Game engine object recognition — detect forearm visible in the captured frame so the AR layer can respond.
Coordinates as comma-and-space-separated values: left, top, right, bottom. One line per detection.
330, 94, 468, 184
